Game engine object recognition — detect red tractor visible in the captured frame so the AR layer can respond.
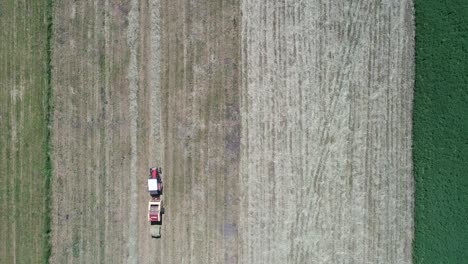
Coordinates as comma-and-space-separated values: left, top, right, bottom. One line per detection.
148, 167, 164, 238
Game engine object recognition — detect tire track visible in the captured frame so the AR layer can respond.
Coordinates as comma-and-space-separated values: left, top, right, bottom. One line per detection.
135, 0, 163, 263
126, 0, 139, 262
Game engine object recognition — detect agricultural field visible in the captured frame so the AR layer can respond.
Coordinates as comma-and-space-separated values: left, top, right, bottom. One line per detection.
1, 0, 420, 263
50, 0, 161, 263
161, 0, 414, 263
159, 0, 241, 263
0, 0, 52, 263
238, 1, 414, 262
3, 0, 468, 263
413, 0, 468, 262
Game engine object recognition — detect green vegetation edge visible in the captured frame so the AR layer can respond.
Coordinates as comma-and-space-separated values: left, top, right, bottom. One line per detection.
42, 0, 54, 263
413, 0, 468, 262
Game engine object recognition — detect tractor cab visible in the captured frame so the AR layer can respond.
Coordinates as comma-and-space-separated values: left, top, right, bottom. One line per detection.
148, 167, 163, 196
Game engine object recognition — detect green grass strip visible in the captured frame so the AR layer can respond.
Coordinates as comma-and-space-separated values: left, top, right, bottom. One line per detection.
42, 0, 54, 263
413, 0, 468, 263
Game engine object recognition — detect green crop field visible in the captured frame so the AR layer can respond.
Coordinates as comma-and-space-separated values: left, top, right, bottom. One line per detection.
0, 0, 52, 263
414, 0, 468, 263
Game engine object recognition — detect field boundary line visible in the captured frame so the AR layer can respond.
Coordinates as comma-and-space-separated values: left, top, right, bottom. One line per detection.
42, 0, 54, 262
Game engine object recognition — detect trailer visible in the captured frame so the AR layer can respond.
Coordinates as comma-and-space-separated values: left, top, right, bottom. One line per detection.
148, 197, 164, 222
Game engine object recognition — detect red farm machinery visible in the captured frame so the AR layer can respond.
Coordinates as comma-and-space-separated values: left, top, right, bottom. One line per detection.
148, 167, 164, 238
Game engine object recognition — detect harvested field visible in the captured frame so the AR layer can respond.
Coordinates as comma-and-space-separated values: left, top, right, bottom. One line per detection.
49, 0, 414, 263
50, 0, 161, 263
0, 0, 51, 263
160, 0, 241, 263
238, 1, 414, 263
161, 0, 414, 263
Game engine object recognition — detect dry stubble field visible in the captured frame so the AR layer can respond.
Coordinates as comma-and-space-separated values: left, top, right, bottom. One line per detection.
161, 0, 414, 263
239, 1, 414, 263
51, 0, 161, 263
50, 0, 414, 263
